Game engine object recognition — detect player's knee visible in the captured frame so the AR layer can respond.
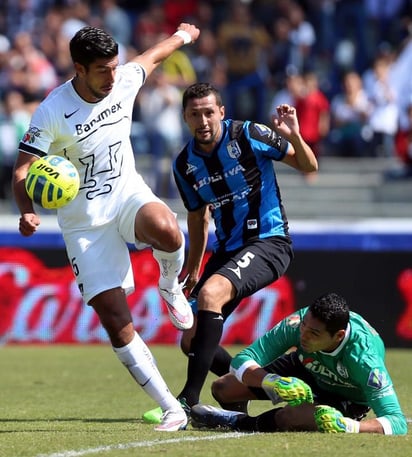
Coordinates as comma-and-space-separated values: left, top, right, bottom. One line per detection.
211, 377, 229, 403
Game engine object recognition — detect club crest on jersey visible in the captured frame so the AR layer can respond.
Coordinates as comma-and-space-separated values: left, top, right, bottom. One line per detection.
186, 162, 197, 174
227, 140, 241, 159
336, 361, 349, 378
22, 126, 41, 144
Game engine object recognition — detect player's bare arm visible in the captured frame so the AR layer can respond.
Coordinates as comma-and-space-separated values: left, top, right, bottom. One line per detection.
272, 104, 318, 173
184, 206, 210, 295
133, 23, 200, 78
12, 151, 40, 236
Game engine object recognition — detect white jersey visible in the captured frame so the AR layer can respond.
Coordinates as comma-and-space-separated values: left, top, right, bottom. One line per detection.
19, 62, 145, 231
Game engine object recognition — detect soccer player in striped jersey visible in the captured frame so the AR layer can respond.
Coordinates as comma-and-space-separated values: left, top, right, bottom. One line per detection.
173, 82, 318, 410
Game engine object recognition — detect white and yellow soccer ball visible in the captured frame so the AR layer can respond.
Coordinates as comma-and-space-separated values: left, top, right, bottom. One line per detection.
25, 155, 80, 209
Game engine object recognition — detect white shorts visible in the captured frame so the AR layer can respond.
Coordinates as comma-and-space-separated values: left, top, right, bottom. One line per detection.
62, 181, 165, 304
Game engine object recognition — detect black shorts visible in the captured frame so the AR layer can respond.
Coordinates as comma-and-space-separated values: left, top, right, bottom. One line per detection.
191, 236, 293, 320
250, 351, 370, 421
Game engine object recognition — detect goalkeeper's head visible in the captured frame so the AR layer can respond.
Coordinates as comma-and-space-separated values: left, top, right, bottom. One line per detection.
299, 292, 350, 353
309, 292, 350, 337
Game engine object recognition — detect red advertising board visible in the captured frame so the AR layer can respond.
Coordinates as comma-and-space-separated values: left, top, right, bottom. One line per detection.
0, 247, 295, 345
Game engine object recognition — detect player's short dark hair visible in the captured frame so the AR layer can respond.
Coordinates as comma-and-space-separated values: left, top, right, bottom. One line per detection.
309, 292, 350, 336
69, 26, 118, 68
182, 82, 223, 110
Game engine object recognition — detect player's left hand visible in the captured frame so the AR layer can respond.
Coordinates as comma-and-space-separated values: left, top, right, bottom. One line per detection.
262, 373, 314, 406
272, 104, 300, 139
314, 405, 360, 433
176, 23, 200, 44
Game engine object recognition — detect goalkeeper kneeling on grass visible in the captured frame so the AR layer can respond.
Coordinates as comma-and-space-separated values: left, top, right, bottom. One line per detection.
190, 292, 407, 435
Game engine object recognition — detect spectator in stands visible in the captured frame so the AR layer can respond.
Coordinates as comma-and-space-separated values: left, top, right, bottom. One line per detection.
132, 3, 174, 52
160, 44, 197, 91
364, 0, 406, 51
137, 68, 185, 197
0, 89, 31, 201
267, 17, 294, 92
390, 101, 412, 179
8, 31, 57, 101
37, 6, 70, 85
329, 70, 372, 157
163, 0, 199, 30
287, 2, 317, 74
334, 0, 370, 74
364, 53, 399, 157
216, 0, 271, 123
268, 69, 304, 120
190, 28, 226, 88
97, 0, 132, 46
0, 34, 11, 97
294, 71, 330, 180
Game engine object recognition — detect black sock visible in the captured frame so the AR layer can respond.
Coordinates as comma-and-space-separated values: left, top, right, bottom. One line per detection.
210, 345, 232, 376
178, 310, 223, 406
237, 408, 281, 432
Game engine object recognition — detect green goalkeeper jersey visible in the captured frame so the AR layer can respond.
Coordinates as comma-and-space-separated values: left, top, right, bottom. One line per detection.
231, 307, 407, 435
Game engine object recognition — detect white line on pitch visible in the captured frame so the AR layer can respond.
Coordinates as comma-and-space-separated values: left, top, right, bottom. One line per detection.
34, 432, 251, 457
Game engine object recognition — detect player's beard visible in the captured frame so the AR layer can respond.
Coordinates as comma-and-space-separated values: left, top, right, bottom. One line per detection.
86, 82, 110, 101
195, 127, 220, 146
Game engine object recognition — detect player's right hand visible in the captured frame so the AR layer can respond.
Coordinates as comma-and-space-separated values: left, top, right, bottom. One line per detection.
261, 373, 314, 406
314, 405, 360, 433
19, 213, 40, 237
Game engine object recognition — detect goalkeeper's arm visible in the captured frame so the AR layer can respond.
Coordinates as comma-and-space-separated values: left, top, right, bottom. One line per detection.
230, 363, 314, 406
261, 373, 314, 406
314, 405, 403, 434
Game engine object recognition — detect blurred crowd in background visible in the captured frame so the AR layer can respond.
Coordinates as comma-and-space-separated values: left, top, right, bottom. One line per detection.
1, 0, 412, 203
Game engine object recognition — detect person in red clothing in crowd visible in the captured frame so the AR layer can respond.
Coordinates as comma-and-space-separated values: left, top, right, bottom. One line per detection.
391, 102, 412, 179
295, 71, 330, 181
163, 0, 199, 29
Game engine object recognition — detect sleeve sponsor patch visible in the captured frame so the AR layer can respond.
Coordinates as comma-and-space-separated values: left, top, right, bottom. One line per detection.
367, 368, 389, 389
286, 314, 301, 328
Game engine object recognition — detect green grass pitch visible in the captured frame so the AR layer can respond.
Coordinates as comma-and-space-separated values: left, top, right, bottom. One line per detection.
0, 345, 410, 457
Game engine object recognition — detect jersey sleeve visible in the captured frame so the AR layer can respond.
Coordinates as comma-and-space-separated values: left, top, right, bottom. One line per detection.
246, 121, 290, 161
348, 351, 407, 435
19, 103, 55, 157
230, 309, 303, 378
123, 62, 146, 87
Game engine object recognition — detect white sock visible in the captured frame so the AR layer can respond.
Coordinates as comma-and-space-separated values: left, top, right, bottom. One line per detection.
113, 332, 181, 412
153, 231, 185, 290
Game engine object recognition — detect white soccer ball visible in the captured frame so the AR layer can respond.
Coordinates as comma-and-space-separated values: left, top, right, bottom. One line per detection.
25, 155, 80, 209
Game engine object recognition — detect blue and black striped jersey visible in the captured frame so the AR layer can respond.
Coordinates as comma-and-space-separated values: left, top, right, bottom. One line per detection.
173, 119, 291, 252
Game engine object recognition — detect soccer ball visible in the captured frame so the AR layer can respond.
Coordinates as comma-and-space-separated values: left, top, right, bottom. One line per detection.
25, 155, 80, 209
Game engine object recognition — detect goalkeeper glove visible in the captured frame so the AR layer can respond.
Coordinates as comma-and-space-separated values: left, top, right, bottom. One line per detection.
261, 373, 314, 406
314, 405, 360, 433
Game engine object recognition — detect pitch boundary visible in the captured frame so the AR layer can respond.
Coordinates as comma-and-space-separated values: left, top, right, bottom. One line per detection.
34, 432, 251, 457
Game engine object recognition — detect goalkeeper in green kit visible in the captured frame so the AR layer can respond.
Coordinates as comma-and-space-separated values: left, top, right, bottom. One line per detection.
190, 292, 407, 435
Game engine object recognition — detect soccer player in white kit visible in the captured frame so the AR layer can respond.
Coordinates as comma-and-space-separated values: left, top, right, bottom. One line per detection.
12, 24, 200, 431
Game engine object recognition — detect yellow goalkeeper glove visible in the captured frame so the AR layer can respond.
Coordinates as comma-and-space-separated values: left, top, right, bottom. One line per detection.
314, 405, 360, 433
261, 374, 314, 406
